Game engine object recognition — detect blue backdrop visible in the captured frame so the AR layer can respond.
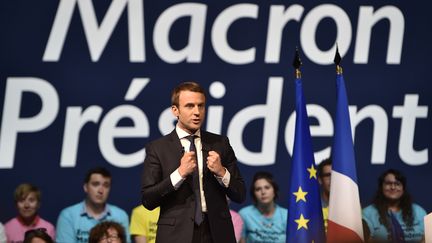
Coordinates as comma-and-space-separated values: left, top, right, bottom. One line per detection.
1, 0, 431, 225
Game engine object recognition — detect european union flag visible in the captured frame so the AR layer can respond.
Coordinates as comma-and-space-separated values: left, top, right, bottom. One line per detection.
287, 78, 325, 243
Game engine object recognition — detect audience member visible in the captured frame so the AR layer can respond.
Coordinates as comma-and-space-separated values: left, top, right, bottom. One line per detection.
0, 222, 6, 243
317, 158, 332, 232
23, 228, 54, 243
226, 196, 243, 243
229, 209, 243, 243
362, 169, 427, 242
239, 171, 288, 243
56, 167, 130, 243
4, 183, 55, 242
129, 205, 160, 243
89, 221, 126, 243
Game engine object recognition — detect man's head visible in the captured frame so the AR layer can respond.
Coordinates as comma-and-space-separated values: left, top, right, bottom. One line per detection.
83, 167, 112, 206
171, 82, 206, 134
317, 158, 332, 197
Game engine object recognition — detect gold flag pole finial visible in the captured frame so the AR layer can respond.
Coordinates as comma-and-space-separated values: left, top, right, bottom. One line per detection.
293, 47, 302, 78
334, 44, 343, 74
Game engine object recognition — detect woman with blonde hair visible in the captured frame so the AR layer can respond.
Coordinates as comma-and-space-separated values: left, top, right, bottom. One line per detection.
4, 183, 55, 242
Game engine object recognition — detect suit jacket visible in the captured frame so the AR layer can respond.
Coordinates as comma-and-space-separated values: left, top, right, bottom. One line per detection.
141, 130, 246, 243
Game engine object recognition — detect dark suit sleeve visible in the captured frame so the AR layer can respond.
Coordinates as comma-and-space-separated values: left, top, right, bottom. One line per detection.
141, 141, 176, 210
221, 136, 246, 203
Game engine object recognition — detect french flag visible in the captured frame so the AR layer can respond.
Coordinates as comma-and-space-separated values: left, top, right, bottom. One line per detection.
326, 72, 364, 243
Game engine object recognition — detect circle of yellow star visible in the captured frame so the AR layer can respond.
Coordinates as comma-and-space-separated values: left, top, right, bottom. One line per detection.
293, 186, 308, 203
307, 164, 317, 179
295, 214, 310, 230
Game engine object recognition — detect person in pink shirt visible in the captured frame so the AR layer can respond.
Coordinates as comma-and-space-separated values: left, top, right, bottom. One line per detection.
4, 183, 55, 243
229, 209, 244, 243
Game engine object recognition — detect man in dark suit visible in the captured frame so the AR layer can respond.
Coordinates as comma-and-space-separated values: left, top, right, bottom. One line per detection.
141, 81, 246, 243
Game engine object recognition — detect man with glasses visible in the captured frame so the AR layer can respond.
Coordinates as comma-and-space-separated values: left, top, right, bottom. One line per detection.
318, 158, 332, 232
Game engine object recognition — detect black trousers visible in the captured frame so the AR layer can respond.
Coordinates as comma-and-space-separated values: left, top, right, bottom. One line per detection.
192, 214, 213, 243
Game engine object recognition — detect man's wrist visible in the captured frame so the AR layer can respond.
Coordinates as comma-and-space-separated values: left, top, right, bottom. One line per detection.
178, 167, 186, 178
216, 167, 226, 177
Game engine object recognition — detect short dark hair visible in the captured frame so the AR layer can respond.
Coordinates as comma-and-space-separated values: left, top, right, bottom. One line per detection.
23, 228, 54, 243
84, 167, 112, 183
317, 158, 332, 178
171, 81, 206, 106
89, 221, 126, 243
250, 171, 279, 203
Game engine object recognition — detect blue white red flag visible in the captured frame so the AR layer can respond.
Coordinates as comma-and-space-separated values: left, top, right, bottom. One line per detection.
326, 73, 364, 243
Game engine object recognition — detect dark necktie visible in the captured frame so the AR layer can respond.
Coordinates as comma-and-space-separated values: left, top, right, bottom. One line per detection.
187, 135, 203, 225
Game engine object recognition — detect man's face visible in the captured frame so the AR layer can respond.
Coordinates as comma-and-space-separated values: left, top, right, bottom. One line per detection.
319, 164, 332, 195
84, 173, 111, 206
172, 90, 206, 134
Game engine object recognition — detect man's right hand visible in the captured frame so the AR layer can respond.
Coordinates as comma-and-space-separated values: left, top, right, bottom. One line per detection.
178, 151, 197, 178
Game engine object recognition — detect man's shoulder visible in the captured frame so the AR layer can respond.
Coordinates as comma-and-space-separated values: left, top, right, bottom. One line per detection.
107, 203, 129, 218
146, 131, 176, 147
201, 131, 228, 145
201, 130, 224, 139
59, 201, 83, 216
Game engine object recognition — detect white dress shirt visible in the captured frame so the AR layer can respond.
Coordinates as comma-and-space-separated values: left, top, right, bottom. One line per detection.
170, 125, 231, 212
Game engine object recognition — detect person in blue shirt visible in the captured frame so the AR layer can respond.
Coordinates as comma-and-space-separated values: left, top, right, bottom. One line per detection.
56, 167, 130, 243
239, 171, 288, 243
362, 169, 426, 243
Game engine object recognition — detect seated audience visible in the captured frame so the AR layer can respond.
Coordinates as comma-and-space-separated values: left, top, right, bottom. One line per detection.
23, 228, 54, 243
89, 221, 126, 243
129, 205, 160, 243
239, 171, 288, 243
56, 167, 130, 243
4, 183, 55, 242
362, 169, 427, 242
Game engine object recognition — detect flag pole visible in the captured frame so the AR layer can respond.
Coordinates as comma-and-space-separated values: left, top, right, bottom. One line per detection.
326, 45, 364, 243
287, 47, 325, 243
334, 44, 343, 75
293, 46, 302, 78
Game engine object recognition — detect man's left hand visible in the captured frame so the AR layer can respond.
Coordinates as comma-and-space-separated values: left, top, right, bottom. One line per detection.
206, 151, 226, 177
